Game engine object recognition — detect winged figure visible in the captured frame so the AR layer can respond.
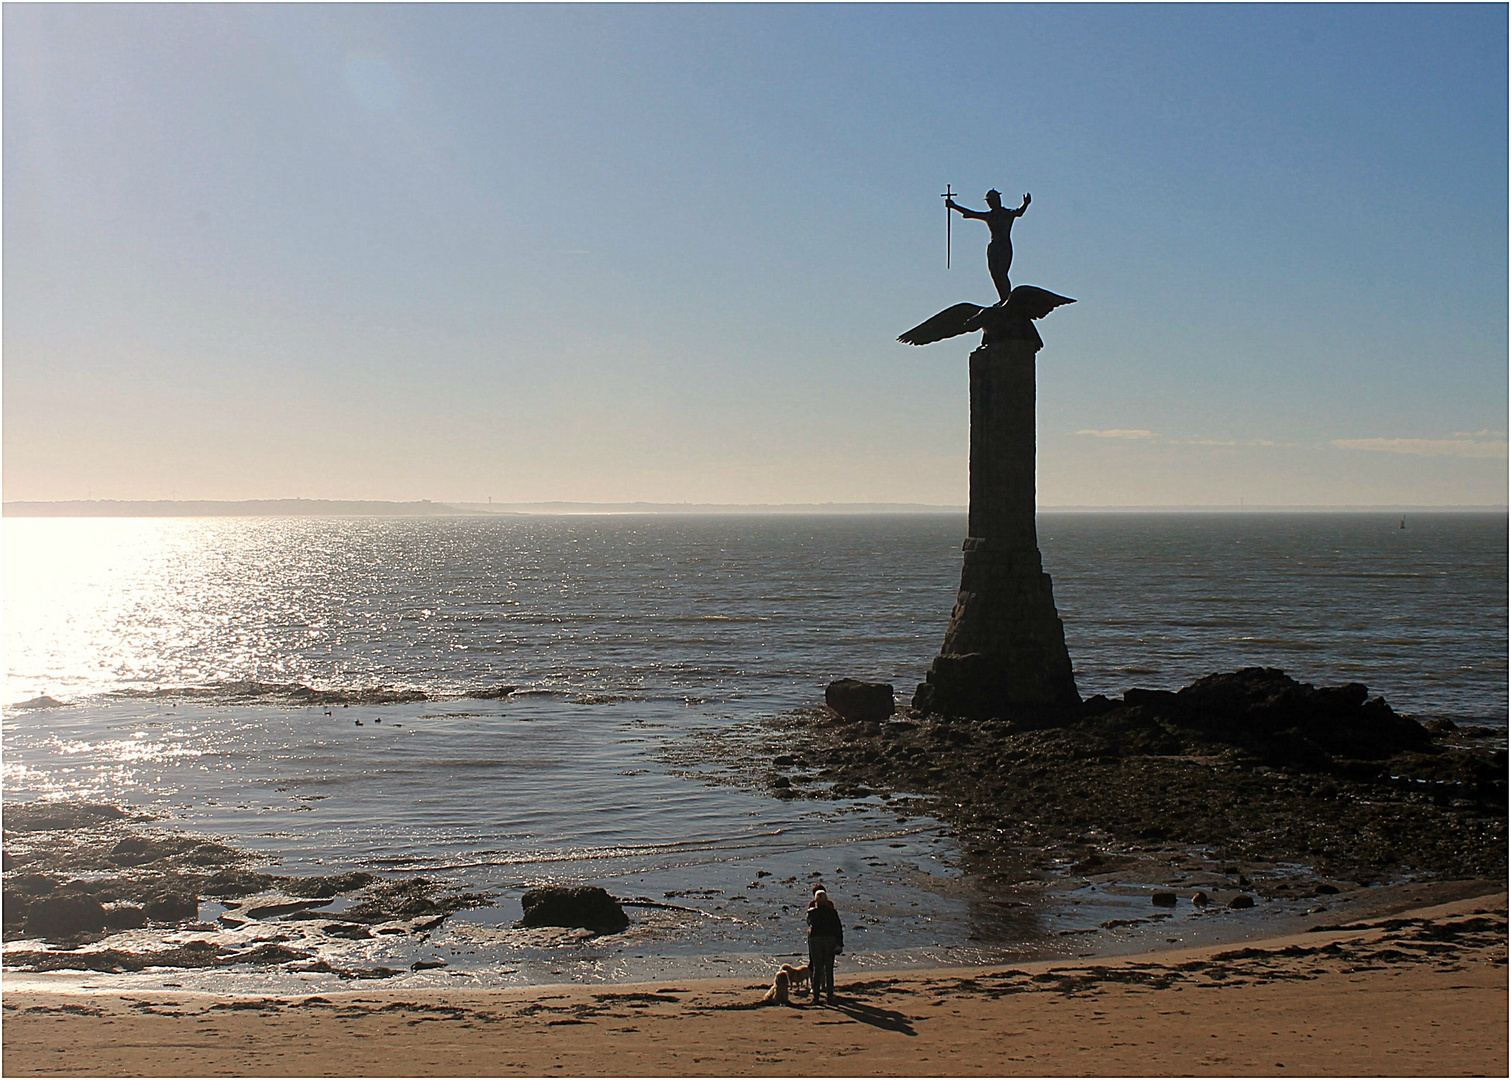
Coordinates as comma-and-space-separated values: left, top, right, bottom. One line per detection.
897, 285, 1076, 347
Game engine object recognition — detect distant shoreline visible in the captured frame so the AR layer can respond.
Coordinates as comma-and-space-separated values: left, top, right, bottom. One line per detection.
3, 499, 1505, 518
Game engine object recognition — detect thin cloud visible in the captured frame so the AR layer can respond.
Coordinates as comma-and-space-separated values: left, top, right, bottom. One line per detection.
1332, 437, 1508, 459
1076, 429, 1158, 440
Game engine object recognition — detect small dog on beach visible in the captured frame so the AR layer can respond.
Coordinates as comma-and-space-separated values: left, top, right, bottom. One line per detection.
759, 963, 811, 1005
779, 963, 811, 992
760, 968, 792, 1005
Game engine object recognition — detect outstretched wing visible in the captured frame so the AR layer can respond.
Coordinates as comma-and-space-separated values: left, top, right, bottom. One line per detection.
1006, 285, 1076, 321
897, 302, 988, 346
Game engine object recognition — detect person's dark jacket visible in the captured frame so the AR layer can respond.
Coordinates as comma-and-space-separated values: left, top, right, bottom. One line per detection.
807, 904, 843, 948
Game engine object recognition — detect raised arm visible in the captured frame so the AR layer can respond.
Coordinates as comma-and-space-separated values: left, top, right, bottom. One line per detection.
1012, 192, 1031, 216
945, 198, 989, 220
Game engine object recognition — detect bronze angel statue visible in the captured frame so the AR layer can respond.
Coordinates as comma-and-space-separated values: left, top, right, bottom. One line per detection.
899, 188, 1074, 347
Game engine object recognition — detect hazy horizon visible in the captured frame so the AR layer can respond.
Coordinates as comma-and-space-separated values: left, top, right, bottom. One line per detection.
5, 5, 1506, 506
4, 496, 1505, 518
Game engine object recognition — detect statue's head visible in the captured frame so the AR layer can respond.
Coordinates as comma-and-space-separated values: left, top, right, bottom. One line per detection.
985, 189, 1002, 208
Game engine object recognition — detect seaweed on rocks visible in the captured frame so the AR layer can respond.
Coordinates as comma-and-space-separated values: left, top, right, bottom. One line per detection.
801, 668, 1505, 886
106, 682, 429, 706
2, 939, 311, 974
339, 877, 490, 924
3, 803, 137, 835
1, 807, 490, 956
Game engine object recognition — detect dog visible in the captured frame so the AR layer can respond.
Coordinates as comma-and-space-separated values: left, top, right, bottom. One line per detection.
779, 963, 811, 993
760, 968, 791, 1005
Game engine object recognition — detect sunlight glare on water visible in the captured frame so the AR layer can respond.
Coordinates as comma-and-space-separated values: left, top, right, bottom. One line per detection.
4, 513, 1505, 721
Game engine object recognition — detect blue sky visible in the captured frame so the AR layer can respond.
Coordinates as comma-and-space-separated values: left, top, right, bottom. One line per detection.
5, 3, 1506, 505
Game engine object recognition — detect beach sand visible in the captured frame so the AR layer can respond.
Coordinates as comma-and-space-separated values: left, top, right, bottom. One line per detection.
3, 890, 1503, 1077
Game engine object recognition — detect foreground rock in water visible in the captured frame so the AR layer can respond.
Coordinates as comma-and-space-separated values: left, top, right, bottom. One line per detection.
799, 667, 1506, 885
516, 886, 630, 932
1, 805, 489, 951
825, 679, 896, 722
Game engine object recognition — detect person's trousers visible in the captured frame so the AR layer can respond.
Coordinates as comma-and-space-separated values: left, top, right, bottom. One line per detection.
808, 934, 840, 997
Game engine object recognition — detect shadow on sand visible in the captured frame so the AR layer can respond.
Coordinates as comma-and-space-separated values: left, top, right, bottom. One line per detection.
814, 994, 917, 1036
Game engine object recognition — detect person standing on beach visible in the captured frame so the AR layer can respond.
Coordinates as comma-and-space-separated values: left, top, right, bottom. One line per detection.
806, 887, 844, 1004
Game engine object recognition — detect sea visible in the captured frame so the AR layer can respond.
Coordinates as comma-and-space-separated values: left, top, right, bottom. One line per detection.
3, 512, 1506, 990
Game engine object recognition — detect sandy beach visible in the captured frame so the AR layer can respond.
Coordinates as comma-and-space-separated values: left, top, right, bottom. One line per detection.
4, 889, 1503, 1077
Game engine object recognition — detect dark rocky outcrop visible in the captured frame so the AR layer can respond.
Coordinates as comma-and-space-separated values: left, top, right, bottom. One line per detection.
516, 885, 629, 932
1139, 668, 1433, 764
799, 668, 1506, 885
825, 679, 895, 722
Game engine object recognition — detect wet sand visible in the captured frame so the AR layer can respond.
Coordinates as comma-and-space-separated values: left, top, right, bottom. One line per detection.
5, 890, 1504, 1077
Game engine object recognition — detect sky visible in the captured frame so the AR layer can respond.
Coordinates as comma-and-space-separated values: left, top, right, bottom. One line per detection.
4, 3, 1507, 507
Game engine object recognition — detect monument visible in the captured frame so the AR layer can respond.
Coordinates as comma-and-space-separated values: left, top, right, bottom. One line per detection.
900, 189, 1080, 718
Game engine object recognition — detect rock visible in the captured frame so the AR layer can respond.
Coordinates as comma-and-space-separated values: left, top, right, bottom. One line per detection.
1151, 892, 1178, 907
143, 892, 200, 922
1191, 891, 1210, 907
825, 679, 895, 723
340, 878, 487, 925
6, 873, 59, 896
102, 904, 148, 930
322, 922, 373, 939
12, 695, 64, 710
517, 886, 629, 933
242, 897, 333, 919
283, 871, 376, 899
23, 892, 108, 939
200, 869, 280, 897
3, 803, 130, 835
1081, 694, 1116, 715
108, 837, 166, 866
1228, 894, 1255, 909
1170, 668, 1432, 763
1314, 883, 1339, 896
1124, 688, 1178, 711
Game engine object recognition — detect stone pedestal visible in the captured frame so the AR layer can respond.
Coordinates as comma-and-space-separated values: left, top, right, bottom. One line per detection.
913, 327, 1079, 717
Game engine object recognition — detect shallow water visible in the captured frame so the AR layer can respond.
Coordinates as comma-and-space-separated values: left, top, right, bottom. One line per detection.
3, 512, 1505, 987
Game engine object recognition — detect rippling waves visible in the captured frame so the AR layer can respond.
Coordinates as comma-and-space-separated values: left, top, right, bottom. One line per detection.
4, 512, 1506, 722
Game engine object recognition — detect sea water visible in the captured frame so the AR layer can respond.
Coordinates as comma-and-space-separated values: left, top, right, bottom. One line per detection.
3, 513, 1505, 988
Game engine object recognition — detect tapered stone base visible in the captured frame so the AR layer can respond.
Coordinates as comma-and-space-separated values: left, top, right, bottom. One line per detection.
912, 538, 1079, 717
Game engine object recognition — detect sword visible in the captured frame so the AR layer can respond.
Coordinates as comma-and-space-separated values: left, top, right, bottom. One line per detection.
941, 184, 954, 269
